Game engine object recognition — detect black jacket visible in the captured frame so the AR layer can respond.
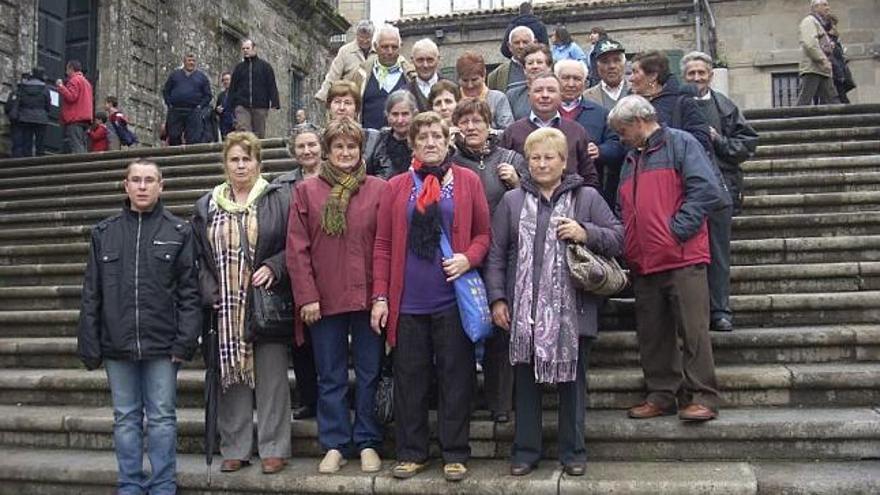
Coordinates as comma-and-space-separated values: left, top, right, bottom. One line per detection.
77, 201, 202, 370
500, 14, 550, 59
649, 78, 713, 156
368, 128, 412, 179
192, 180, 291, 343
15, 78, 51, 125
228, 56, 280, 110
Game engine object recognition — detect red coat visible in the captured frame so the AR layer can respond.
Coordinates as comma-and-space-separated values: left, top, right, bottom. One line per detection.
57, 71, 94, 124
372, 165, 491, 346
88, 124, 109, 151
287, 174, 389, 345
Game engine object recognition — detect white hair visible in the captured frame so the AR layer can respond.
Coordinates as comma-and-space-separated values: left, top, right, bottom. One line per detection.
412, 38, 439, 57
680, 51, 713, 75
373, 24, 401, 45
811, 0, 828, 7
608, 94, 658, 129
554, 59, 587, 79
355, 20, 375, 35
509, 25, 535, 44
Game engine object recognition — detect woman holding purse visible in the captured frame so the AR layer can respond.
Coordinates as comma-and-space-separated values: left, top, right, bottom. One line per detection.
287, 117, 389, 474
371, 111, 491, 482
192, 131, 292, 475
485, 127, 623, 476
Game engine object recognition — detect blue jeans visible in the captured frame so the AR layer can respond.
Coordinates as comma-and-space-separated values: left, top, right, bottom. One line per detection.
105, 358, 179, 495
310, 311, 383, 455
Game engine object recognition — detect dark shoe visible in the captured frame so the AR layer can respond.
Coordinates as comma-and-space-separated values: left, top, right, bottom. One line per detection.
220, 459, 250, 472
261, 457, 286, 474
492, 411, 510, 423
292, 404, 316, 420
627, 401, 677, 419
510, 463, 535, 476
679, 404, 718, 422
563, 462, 586, 476
710, 318, 734, 332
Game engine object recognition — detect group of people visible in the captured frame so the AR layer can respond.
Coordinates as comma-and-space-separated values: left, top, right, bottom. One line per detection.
76, 6, 766, 494
798, 0, 856, 105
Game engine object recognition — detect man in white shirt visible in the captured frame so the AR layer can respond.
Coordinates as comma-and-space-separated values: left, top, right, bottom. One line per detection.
584, 39, 630, 110
407, 38, 444, 112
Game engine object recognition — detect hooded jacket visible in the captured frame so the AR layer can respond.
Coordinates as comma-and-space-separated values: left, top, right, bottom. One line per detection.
77, 201, 202, 370
15, 77, 51, 125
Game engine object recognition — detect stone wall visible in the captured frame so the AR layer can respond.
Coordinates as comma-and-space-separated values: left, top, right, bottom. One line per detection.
395, 0, 880, 110
0, 0, 347, 154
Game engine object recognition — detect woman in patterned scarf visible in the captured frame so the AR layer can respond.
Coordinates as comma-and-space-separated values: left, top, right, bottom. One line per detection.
287, 117, 390, 475
485, 127, 623, 477
192, 131, 292, 475
371, 111, 491, 482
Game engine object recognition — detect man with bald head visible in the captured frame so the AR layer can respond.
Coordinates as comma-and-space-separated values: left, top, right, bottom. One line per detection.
407, 38, 445, 111
555, 59, 624, 205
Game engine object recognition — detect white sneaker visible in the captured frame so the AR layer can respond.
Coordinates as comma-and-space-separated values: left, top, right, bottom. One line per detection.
318, 449, 347, 474
360, 448, 382, 473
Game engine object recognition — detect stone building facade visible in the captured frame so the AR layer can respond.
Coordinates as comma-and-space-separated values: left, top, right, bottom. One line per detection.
0, 0, 347, 154
394, 0, 879, 109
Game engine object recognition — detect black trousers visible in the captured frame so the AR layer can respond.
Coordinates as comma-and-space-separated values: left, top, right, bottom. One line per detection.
512, 337, 592, 467
394, 306, 475, 464
483, 327, 513, 413
292, 327, 318, 408
708, 204, 733, 322
166, 107, 202, 145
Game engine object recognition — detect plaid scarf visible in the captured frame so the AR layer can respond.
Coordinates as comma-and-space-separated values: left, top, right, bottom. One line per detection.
208, 179, 267, 390
319, 161, 366, 236
510, 191, 579, 383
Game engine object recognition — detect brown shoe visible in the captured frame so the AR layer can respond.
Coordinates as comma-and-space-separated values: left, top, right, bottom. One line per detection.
220, 459, 250, 472
679, 404, 718, 422
261, 457, 286, 474
627, 401, 677, 419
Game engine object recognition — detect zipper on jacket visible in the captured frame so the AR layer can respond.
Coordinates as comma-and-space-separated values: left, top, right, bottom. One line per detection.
152, 239, 182, 246
248, 59, 253, 108
134, 213, 143, 359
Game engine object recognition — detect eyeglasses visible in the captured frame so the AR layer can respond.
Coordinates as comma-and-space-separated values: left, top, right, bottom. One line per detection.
127, 176, 159, 185
457, 117, 486, 128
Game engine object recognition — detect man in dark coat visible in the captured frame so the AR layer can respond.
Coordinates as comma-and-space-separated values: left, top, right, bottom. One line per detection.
499, 2, 549, 59
12, 67, 51, 157
162, 53, 213, 145
214, 71, 235, 139
682, 51, 759, 333
228, 39, 280, 138
78, 160, 201, 495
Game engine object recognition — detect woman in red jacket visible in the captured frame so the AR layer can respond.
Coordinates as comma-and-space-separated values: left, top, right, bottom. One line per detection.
287, 118, 389, 475
371, 111, 491, 482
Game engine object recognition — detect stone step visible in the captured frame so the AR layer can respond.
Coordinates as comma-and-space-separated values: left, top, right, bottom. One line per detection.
0, 404, 876, 461
0, 263, 86, 287
742, 191, 880, 215
742, 155, 880, 176
743, 103, 880, 120
756, 126, 880, 145
752, 140, 879, 159
749, 112, 880, 131
0, 242, 89, 265
2, 360, 878, 410
744, 171, 880, 195
0, 188, 211, 213
4, 324, 877, 370
730, 235, 880, 264
731, 212, 880, 240
0, 138, 287, 172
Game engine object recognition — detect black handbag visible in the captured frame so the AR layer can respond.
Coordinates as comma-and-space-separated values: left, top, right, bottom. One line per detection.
239, 217, 294, 340
374, 351, 394, 424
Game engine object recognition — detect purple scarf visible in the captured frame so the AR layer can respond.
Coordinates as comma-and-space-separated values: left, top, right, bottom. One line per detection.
510, 191, 579, 383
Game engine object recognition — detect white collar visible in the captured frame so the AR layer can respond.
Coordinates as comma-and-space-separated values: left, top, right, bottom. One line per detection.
416, 74, 439, 97
529, 111, 561, 128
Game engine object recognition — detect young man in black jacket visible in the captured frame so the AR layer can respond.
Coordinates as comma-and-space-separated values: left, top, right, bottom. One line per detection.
228, 39, 280, 138
78, 160, 201, 495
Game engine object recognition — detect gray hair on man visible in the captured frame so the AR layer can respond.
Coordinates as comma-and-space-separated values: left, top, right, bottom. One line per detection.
680, 51, 714, 75
810, 0, 828, 8
509, 25, 536, 44
412, 38, 439, 56
373, 24, 401, 45
607, 94, 658, 129
554, 59, 587, 79
355, 19, 375, 35
384, 89, 419, 116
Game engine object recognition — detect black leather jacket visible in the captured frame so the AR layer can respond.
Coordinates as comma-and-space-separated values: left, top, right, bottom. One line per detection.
77, 201, 202, 370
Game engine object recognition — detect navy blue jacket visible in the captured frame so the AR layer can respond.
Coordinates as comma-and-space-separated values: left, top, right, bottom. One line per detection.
648, 78, 712, 156
570, 98, 625, 173
162, 69, 212, 108
500, 14, 550, 59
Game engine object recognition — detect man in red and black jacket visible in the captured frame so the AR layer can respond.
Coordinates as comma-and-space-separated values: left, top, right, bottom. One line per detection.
610, 94, 726, 423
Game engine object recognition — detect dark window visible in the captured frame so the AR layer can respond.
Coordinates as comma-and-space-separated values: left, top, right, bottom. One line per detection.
772, 72, 800, 108
289, 67, 305, 128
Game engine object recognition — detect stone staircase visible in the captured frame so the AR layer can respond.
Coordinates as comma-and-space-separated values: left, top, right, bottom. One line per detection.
0, 104, 878, 494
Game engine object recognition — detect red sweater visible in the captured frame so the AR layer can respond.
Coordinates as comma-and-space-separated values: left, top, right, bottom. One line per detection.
372, 165, 491, 346
57, 72, 94, 124
287, 175, 389, 345
87, 124, 109, 151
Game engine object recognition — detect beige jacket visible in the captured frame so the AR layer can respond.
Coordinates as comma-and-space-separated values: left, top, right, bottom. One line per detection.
799, 14, 832, 76
315, 40, 373, 102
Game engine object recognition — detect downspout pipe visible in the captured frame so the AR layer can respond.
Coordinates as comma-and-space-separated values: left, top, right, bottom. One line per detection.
695, 0, 703, 53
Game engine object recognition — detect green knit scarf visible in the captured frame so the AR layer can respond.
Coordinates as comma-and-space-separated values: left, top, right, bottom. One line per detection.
319, 161, 365, 236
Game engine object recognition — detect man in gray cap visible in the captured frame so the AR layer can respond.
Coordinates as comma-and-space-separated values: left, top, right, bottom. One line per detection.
584, 39, 629, 110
